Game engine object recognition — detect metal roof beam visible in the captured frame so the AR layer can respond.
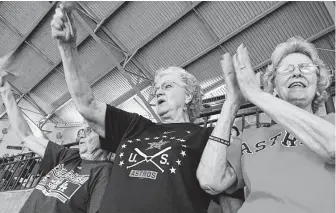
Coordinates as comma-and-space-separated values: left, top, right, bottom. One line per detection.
179, 1, 287, 68
203, 25, 335, 94
111, 2, 287, 104
24, 2, 125, 96
72, 10, 161, 122
0, 2, 56, 59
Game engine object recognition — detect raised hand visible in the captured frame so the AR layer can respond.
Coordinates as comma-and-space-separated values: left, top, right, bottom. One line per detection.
51, 2, 77, 47
232, 44, 262, 100
220, 53, 244, 105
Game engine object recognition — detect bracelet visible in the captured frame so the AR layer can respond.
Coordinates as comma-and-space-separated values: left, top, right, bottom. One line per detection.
209, 135, 230, 146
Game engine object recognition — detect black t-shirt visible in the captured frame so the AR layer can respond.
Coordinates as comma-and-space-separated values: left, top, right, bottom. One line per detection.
99, 105, 243, 213
19, 141, 113, 213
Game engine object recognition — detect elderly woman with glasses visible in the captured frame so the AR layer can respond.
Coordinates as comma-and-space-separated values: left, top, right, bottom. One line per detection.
197, 37, 335, 213
51, 7, 244, 213
0, 74, 113, 213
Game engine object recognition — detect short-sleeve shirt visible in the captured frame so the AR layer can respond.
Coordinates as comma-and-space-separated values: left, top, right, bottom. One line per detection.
98, 104, 244, 213
19, 141, 113, 213
226, 113, 335, 213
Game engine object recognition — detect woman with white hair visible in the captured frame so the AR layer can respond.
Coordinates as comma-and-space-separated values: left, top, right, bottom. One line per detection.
197, 37, 335, 213
51, 6, 243, 213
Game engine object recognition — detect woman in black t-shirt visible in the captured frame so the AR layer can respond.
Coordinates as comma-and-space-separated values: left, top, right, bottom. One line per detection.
50, 5, 244, 213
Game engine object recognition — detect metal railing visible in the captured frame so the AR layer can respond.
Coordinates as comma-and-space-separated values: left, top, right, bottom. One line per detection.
0, 142, 78, 192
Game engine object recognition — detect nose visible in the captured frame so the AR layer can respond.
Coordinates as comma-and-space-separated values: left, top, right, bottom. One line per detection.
156, 87, 165, 97
292, 65, 302, 77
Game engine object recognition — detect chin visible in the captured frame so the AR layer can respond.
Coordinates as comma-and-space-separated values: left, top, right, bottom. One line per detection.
287, 97, 311, 109
157, 108, 169, 117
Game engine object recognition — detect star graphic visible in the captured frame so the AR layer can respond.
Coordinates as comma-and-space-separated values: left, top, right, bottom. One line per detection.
186, 131, 190, 134
145, 138, 150, 140
127, 140, 133, 143
154, 137, 159, 139
146, 139, 169, 150
121, 144, 127, 149
119, 152, 124, 158
181, 145, 187, 148
162, 135, 167, 138
136, 139, 141, 141
170, 137, 175, 139
119, 161, 124, 166
170, 167, 176, 174
176, 159, 181, 166
180, 139, 186, 142
180, 150, 186, 157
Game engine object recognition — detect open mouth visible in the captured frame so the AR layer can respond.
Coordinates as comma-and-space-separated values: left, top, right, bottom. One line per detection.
288, 82, 306, 88
157, 99, 166, 105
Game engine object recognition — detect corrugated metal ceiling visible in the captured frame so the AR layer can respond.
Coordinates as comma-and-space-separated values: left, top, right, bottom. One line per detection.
0, 1, 334, 125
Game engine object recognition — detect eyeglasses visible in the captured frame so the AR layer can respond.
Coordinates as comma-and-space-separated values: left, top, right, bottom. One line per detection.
276, 63, 318, 75
77, 127, 92, 140
149, 80, 184, 97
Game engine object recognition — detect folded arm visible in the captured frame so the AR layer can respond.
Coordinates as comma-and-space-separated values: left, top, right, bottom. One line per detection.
248, 91, 335, 164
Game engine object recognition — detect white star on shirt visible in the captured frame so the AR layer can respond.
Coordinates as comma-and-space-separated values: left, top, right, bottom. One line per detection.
119, 152, 124, 158
180, 150, 186, 157
136, 139, 141, 141
119, 161, 124, 166
154, 137, 159, 139
176, 159, 181, 166
181, 144, 187, 148
163, 135, 167, 138
121, 144, 127, 149
127, 140, 133, 143
145, 138, 150, 140
170, 167, 176, 174
186, 131, 190, 134
180, 139, 186, 142
170, 137, 175, 139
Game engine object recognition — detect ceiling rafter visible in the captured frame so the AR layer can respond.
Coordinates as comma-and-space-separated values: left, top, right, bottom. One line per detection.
24, 2, 126, 97
0, 2, 56, 57
202, 25, 335, 94
0, 2, 56, 117
45, 1, 202, 119
67, 11, 160, 121
179, 2, 287, 68
71, 2, 154, 81
109, 1, 288, 105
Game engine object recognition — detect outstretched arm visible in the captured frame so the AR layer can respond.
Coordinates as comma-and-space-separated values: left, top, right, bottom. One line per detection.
0, 78, 47, 157
51, 5, 106, 137
233, 44, 335, 164
197, 53, 243, 195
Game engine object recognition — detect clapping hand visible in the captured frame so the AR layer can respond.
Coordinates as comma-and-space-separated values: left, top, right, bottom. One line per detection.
232, 44, 262, 100
220, 53, 244, 106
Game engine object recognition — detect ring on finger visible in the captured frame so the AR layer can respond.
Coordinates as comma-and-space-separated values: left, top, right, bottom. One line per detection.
240, 65, 246, 69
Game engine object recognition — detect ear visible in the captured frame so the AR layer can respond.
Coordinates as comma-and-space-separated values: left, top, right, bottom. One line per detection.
185, 93, 192, 105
